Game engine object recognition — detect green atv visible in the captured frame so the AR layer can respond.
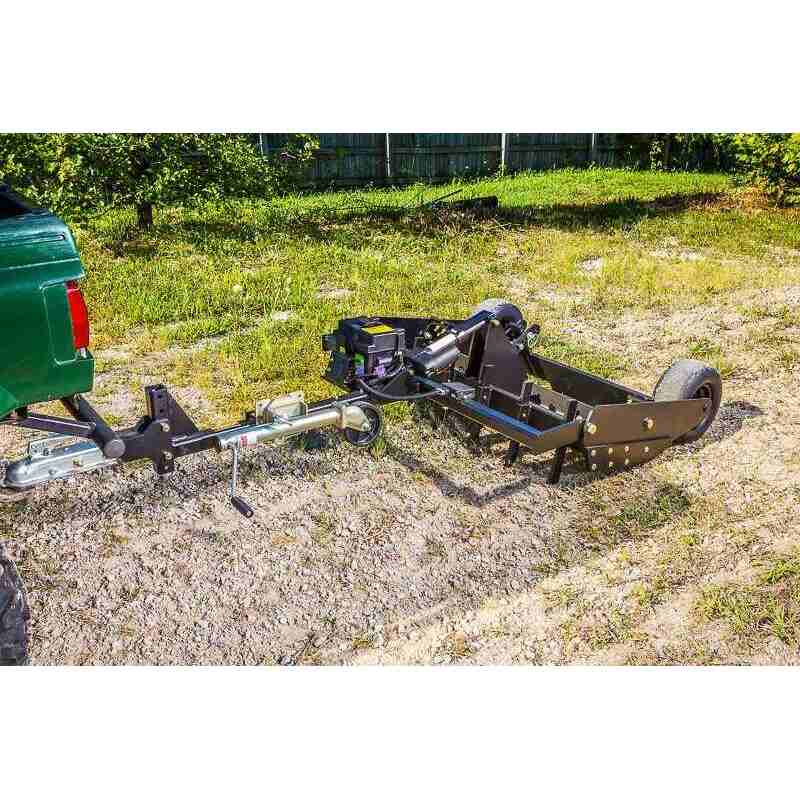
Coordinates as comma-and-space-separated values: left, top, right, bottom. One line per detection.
0, 184, 722, 666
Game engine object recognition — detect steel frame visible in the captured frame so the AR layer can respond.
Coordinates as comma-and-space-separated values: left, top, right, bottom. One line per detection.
0, 307, 711, 513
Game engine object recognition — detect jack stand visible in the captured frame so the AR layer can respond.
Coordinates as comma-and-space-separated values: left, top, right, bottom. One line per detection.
229, 446, 254, 518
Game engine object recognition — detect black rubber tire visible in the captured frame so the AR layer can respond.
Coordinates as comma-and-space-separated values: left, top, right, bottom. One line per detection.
653, 359, 722, 444
343, 402, 383, 448
0, 544, 30, 666
471, 298, 525, 332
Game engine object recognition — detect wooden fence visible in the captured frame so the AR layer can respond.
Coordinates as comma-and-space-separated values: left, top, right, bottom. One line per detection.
258, 133, 620, 188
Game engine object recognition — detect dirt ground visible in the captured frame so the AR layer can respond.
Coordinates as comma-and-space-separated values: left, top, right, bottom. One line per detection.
2, 283, 799, 665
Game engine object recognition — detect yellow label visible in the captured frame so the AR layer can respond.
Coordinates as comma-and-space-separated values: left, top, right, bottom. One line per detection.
362, 324, 394, 334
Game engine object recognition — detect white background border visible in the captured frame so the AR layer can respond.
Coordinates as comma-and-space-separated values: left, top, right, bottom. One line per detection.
3, 0, 798, 131
4, 1, 799, 795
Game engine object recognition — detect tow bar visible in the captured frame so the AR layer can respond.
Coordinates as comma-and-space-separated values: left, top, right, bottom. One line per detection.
0, 300, 722, 515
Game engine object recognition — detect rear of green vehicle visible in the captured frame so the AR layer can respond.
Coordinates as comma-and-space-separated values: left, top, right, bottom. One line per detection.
1, 184, 94, 665
0, 184, 94, 421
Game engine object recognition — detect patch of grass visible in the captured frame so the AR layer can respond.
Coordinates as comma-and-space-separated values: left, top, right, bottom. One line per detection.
310, 510, 338, 547
741, 329, 800, 372
439, 631, 474, 661
696, 552, 800, 646
615, 484, 692, 533
582, 483, 693, 549
536, 332, 628, 379
740, 303, 800, 327
775, 344, 800, 370
351, 631, 377, 651
69, 168, 800, 415
589, 251, 781, 312
686, 337, 739, 378
762, 554, 800, 584
585, 608, 643, 650
628, 524, 709, 611
424, 535, 447, 559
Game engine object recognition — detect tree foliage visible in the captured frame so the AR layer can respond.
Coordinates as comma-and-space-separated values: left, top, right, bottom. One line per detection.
616, 133, 738, 172
0, 133, 317, 227
733, 133, 800, 206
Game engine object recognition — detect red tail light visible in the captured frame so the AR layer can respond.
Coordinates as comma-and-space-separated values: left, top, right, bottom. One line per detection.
66, 280, 90, 350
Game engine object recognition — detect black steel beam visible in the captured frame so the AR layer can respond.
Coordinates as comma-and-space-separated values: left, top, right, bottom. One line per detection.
2, 413, 95, 438
420, 378, 581, 455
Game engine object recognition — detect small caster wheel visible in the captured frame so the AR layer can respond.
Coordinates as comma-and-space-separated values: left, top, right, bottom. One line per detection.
343, 402, 383, 448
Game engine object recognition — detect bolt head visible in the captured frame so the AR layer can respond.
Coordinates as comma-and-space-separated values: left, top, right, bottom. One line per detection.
586, 422, 597, 436
608, 461, 614, 469
624, 458, 630, 466
591, 463, 598, 471
624, 445, 630, 453
644, 446, 650, 454
644, 417, 654, 430
590, 449, 597, 457
163, 451, 173, 461
160, 421, 171, 433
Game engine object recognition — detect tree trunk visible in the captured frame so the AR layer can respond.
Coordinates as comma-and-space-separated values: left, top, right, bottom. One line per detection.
136, 201, 154, 229
663, 134, 673, 170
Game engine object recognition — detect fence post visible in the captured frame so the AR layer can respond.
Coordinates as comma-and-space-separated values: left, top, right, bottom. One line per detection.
500, 133, 511, 173
385, 133, 392, 182
590, 133, 598, 164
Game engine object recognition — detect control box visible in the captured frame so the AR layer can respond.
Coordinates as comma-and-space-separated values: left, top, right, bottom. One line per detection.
323, 317, 406, 389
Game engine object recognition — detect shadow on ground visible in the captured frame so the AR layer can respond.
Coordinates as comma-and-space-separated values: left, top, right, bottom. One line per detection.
94, 191, 731, 256
386, 398, 764, 507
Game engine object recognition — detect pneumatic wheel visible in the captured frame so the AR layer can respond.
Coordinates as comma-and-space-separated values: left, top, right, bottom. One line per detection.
0, 544, 30, 666
343, 402, 383, 448
471, 298, 526, 336
653, 359, 722, 444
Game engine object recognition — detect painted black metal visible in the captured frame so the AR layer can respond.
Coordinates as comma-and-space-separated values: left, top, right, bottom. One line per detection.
3, 305, 715, 497
526, 353, 652, 405
547, 399, 579, 485
417, 376, 582, 455
62, 394, 126, 459
583, 398, 707, 447
584, 437, 672, 471
231, 496, 254, 518
2, 411, 94, 438
479, 325, 529, 396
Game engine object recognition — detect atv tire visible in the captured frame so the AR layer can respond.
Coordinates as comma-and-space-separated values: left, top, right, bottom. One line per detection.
471, 298, 525, 332
0, 544, 30, 666
653, 359, 722, 444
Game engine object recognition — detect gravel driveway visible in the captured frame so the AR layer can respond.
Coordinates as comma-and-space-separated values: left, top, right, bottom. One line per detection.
2, 286, 798, 665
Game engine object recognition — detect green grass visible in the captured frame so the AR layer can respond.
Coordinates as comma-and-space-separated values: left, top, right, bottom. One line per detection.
685, 337, 739, 378
71, 167, 800, 414
697, 552, 800, 646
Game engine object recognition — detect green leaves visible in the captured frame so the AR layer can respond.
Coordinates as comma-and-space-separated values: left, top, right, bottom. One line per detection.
0, 133, 317, 227
734, 133, 800, 206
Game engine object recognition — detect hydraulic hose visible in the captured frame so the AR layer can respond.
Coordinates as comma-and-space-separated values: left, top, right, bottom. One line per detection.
355, 378, 442, 402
